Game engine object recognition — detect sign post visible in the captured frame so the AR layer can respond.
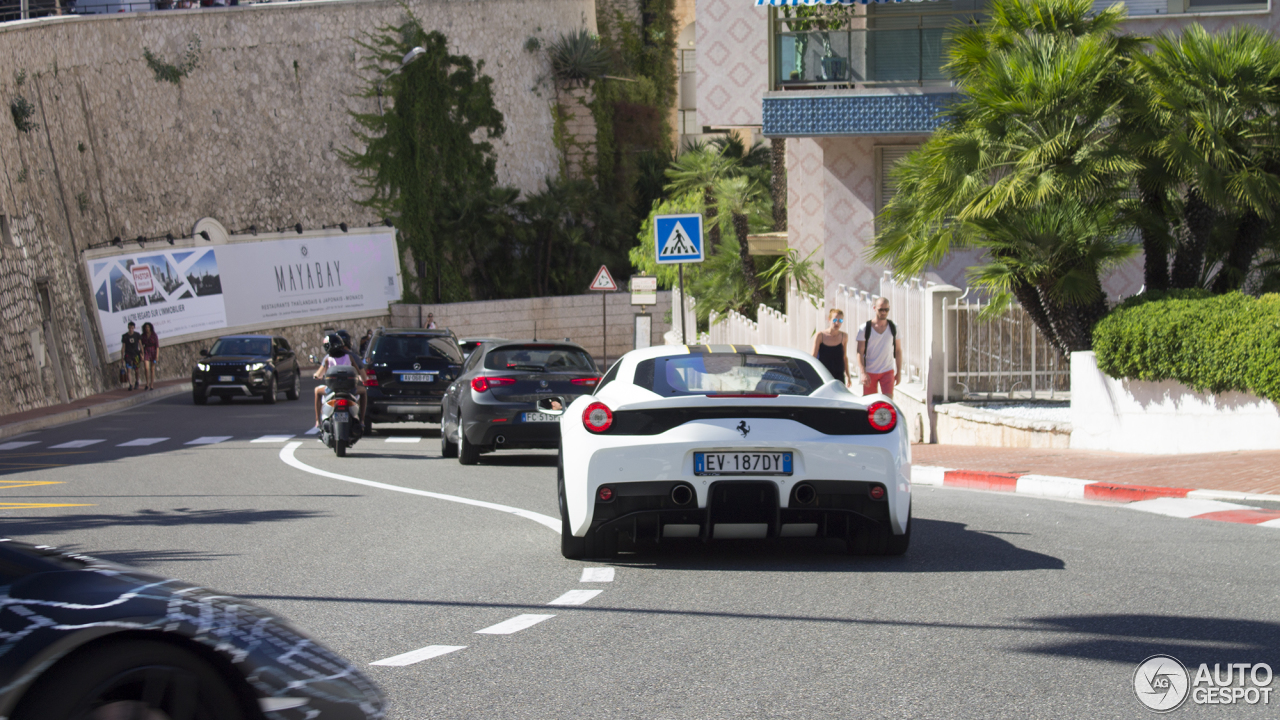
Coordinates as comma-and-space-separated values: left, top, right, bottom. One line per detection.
653, 213, 704, 344
589, 265, 618, 367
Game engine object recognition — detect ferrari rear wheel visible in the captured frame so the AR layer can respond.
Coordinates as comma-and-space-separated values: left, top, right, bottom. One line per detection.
558, 453, 586, 559
11, 639, 247, 720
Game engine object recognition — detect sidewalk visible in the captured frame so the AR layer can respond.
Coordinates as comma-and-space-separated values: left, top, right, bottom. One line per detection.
913, 444, 1280, 497
0, 379, 191, 439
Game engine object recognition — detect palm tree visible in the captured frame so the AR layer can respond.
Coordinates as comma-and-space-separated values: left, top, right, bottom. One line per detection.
663, 147, 736, 252
874, 0, 1143, 355
715, 175, 769, 309
1134, 24, 1280, 292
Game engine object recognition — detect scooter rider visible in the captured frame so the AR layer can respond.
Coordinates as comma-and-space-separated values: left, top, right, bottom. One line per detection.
313, 333, 368, 428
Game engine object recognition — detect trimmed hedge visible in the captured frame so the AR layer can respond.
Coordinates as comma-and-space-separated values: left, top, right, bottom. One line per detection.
1093, 291, 1280, 402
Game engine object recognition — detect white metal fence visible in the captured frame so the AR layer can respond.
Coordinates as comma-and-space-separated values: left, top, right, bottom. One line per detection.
677, 272, 1069, 402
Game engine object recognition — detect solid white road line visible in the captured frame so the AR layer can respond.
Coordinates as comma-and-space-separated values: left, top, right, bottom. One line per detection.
117, 438, 169, 447
1260, 518, 1280, 529
304, 427, 320, 435
185, 436, 232, 445
279, 442, 561, 532
50, 440, 105, 449
475, 614, 555, 635
370, 645, 466, 667
0, 442, 40, 450
1125, 497, 1255, 519
384, 437, 421, 443
580, 567, 615, 583
547, 589, 602, 606
252, 435, 296, 443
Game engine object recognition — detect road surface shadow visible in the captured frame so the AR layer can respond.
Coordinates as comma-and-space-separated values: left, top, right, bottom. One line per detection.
0, 507, 327, 536
473, 453, 558, 468
63, 546, 239, 568
608, 518, 1064, 573
1018, 614, 1280, 667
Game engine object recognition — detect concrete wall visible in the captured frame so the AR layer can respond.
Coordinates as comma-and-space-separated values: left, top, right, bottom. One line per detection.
0, 0, 594, 413
392, 291, 673, 367
1070, 351, 1280, 454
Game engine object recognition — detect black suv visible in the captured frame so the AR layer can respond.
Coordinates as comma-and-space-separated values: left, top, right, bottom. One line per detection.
192, 335, 301, 404
362, 327, 464, 429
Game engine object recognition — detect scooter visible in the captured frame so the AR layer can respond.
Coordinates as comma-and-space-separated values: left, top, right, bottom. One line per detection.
319, 365, 363, 457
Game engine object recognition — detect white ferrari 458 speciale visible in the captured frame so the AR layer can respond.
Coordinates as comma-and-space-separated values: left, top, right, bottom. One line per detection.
545, 344, 911, 559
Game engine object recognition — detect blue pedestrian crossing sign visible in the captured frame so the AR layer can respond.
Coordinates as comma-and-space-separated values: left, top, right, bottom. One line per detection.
654, 214, 704, 264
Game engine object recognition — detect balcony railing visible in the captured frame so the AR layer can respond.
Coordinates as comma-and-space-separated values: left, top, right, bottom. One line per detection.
770, 9, 974, 91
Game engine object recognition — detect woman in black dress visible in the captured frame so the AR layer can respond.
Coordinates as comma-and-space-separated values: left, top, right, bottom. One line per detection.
811, 309, 850, 386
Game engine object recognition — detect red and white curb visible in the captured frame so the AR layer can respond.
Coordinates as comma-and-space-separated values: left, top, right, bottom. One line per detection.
912, 466, 1280, 528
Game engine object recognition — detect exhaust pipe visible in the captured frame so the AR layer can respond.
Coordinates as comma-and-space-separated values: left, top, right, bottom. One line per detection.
794, 484, 816, 505
670, 484, 693, 506
495, 435, 506, 445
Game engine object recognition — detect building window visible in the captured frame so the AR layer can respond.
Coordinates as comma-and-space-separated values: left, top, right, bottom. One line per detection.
875, 145, 920, 227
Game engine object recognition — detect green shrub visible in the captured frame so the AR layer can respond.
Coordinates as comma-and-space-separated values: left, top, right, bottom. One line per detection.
1093, 291, 1280, 401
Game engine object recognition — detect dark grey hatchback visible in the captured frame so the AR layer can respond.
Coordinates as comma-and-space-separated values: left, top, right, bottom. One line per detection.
362, 327, 464, 430
440, 341, 600, 464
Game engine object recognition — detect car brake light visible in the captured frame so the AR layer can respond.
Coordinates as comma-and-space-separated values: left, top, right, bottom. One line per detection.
471, 376, 517, 393
364, 376, 379, 387
869, 485, 886, 500
867, 401, 897, 432
571, 377, 601, 386
582, 401, 613, 433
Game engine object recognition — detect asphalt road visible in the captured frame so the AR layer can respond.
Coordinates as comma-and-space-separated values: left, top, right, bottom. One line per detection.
0, 381, 1277, 719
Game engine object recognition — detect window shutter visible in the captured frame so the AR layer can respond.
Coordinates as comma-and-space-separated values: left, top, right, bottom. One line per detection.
876, 145, 918, 216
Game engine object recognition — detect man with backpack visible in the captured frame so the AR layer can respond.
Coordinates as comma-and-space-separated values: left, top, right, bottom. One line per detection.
855, 297, 902, 398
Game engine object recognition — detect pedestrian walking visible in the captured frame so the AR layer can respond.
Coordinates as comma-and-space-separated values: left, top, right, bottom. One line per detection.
358, 329, 373, 358
121, 321, 143, 390
855, 297, 902, 398
140, 322, 160, 391
423, 313, 437, 329
811, 309, 851, 386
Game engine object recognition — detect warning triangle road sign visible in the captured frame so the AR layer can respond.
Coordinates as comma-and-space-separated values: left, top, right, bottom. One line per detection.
590, 265, 618, 291
659, 222, 696, 258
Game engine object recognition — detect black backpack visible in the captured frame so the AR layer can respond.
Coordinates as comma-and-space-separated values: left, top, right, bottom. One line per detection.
862, 320, 897, 362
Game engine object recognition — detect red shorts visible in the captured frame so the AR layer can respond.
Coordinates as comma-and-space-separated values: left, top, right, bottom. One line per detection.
862, 370, 895, 397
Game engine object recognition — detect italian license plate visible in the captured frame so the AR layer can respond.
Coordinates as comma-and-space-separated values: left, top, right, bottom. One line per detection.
218, 375, 234, 382
695, 452, 793, 476
522, 412, 560, 423
333, 412, 350, 421
400, 373, 436, 383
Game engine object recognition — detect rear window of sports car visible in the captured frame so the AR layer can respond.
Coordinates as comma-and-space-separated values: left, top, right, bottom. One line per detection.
634, 353, 823, 397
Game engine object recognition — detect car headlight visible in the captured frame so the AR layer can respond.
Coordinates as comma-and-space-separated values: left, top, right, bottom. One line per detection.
247, 363, 265, 371
196, 363, 209, 372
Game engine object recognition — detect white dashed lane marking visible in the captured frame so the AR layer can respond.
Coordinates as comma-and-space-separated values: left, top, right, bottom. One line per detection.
369, 645, 466, 667
252, 435, 296, 443
186, 436, 232, 445
50, 440, 105, 449
384, 437, 421, 443
117, 438, 169, 447
475, 614, 555, 635
580, 567, 615, 583
547, 590, 602, 606
0, 442, 40, 451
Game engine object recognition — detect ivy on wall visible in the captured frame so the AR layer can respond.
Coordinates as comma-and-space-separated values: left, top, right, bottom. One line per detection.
143, 35, 202, 85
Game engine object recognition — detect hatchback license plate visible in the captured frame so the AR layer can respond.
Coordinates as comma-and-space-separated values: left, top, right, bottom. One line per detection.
400, 373, 436, 383
218, 375, 234, 382
695, 452, 792, 476
522, 412, 560, 423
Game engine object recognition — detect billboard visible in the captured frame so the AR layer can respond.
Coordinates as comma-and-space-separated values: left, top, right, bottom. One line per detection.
88, 227, 401, 358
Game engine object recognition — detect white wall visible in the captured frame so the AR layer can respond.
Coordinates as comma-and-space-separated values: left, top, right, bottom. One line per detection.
1070, 351, 1280, 454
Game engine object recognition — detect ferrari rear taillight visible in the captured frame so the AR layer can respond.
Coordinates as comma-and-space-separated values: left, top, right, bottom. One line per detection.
471, 376, 517, 393
582, 402, 613, 433
571, 377, 601, 387
867, 401, 897, 432
598, 486, 614, 502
